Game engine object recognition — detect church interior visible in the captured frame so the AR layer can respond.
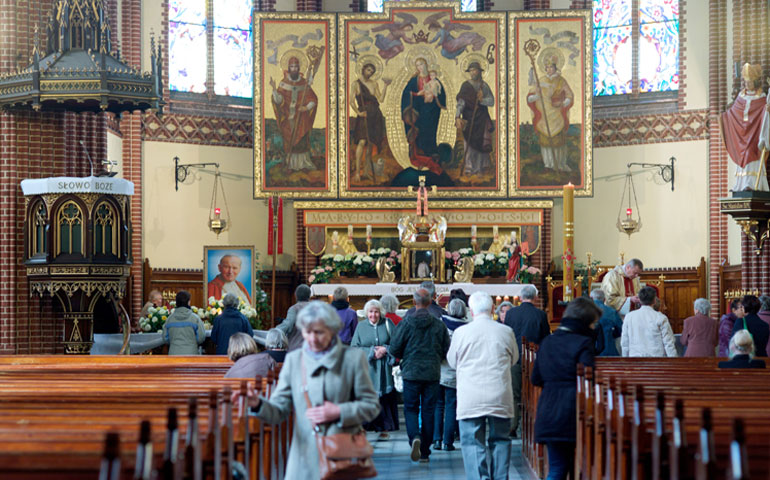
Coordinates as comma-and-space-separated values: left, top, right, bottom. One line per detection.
1, 0, 769, 478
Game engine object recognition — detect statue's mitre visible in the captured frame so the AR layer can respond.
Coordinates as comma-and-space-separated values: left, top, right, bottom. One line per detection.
741, 62, 762, 82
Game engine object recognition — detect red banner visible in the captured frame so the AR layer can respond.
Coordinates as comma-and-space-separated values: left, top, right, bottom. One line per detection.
268, 198, 274, 255
277, 197, 283, 254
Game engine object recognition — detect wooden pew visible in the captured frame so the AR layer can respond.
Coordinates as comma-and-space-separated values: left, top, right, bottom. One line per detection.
520, 343, 770, 480
0, 356, 291, 480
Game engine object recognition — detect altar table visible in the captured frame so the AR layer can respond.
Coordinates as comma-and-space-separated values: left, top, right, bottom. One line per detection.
310, 283, 531, 298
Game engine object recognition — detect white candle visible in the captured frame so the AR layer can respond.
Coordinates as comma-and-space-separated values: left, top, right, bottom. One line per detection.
493, 225, 498, 238
366, 224, 372, 241
348, 224, 353, 237
471, 225, 477, 238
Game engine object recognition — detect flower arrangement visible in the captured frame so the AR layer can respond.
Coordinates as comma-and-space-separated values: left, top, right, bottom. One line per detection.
473, 252, 509, 277
204, 296, 262, 330
517, 265, 542, 285
313, 250, 388, 283
138, 305, 171, 333
444, 248, 475, 271
138, 304, 211, 333
308, 265, 335, 284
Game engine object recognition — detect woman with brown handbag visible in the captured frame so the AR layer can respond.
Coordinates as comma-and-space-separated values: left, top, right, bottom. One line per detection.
236, 301, 381, 479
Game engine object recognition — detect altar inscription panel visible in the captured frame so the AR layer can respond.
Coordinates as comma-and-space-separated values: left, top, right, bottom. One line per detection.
509, 10, 593, 197
339, 2, 507, 198
253, 13, 337, 198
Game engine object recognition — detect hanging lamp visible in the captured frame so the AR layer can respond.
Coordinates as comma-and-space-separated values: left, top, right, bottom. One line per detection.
209, 168, 231, 237
617, 167, 641, 238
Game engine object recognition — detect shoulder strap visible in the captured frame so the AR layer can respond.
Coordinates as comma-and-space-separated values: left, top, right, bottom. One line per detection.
300, 352, 312, 409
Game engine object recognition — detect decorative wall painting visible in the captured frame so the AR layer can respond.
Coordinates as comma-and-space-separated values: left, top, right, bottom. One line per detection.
509, 10, 592, 197
339, 2, 507, 198
253, 13, 337, 198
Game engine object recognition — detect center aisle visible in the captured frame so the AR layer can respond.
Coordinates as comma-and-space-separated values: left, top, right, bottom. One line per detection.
367, 429, 537, 479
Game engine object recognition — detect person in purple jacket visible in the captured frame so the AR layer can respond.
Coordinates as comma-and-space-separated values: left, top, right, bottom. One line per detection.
718, 299, 741, 357
331, 286, 359, 344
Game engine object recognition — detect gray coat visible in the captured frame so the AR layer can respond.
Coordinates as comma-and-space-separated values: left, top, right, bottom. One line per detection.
162, 307, 206, 355
253, 339, 380, 480
277, 301, 309, 351
350, 317, 396, 396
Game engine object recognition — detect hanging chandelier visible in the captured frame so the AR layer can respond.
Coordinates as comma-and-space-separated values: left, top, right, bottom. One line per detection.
617, 167, 641, 238
209, 167, 231, 237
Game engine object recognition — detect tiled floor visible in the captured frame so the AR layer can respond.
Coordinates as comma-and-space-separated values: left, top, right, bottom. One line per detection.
366, 429, 537, 479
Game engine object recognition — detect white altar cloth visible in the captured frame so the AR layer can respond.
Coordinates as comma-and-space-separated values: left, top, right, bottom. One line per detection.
311, 283, 531, 298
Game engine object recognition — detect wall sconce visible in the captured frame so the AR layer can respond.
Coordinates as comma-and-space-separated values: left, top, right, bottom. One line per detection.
616, 157, 676, 238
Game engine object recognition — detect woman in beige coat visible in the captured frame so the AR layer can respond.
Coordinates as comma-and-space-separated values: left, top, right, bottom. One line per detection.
237, 301, 380, 479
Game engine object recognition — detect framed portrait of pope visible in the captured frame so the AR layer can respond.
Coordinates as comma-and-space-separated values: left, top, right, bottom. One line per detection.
204, 246, 255, 306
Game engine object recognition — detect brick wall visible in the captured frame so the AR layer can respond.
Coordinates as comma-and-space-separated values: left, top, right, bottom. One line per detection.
121, 0, 144, 321
707, 0, 729, 308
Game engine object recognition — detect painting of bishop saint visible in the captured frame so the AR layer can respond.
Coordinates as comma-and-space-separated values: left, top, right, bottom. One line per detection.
341, 6, 506, 197
254, 15, 336, 197
512, 13, 592, 195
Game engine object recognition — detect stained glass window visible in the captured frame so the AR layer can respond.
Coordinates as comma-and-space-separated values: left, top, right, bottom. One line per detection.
169, 0, 254, 99
592, 0, 678, 96
367, 0, 477, 13
169, 0, 207, 94
638, 0, 679, 92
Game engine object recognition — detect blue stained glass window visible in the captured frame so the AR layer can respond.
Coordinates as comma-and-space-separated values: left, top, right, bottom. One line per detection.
592, 0, 678, 96
368, 0, 477, 13
214, 27, 253, 98
638, 0, 678, 93
592, 0, 631, 96
169, 0, 253, 99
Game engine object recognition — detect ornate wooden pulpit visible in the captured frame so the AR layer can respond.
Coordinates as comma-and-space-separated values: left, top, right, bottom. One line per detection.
21, 176, 134, 353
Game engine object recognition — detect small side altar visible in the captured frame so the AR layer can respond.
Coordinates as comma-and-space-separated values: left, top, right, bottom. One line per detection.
311, 282, 532, 298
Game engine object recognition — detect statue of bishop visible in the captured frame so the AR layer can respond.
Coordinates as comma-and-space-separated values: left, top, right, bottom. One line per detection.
720, 63, 770, 192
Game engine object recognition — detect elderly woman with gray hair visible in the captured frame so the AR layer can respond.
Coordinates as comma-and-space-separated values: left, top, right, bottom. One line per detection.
680, 298, 718, 357
224, 329, 288, 378
380, 294, 402, 325
718, 330, 767, 368
351, 299, 399, 438
211, 293, 254, 355
236, 301, 380, 479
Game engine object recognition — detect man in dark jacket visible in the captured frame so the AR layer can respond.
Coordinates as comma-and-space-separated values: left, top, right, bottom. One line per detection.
331, 286, 359, 345
390, 288, 451, 463
211, 293, 254, 355
405, 281, 447, 320
503, 284, 550, 436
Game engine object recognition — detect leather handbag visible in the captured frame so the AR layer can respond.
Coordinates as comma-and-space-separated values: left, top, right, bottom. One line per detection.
302, 354, 377, 480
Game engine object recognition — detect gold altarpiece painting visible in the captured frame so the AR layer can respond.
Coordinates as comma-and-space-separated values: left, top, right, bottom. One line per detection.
253, 3, 592, 200
253, 13, 337, 198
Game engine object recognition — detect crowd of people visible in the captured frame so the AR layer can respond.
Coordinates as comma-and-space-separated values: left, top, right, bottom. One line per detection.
153, 260, 768, 480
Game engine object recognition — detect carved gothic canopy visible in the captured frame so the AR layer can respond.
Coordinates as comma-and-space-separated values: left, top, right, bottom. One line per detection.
0, 0, 163, 114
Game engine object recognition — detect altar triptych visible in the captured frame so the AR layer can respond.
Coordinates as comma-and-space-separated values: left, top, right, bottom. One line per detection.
253, 2, 592, 200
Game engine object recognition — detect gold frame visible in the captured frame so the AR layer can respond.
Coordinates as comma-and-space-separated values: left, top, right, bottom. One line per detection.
338, 2, 508, 199
203, 245, 256, 307
253, 12, 338, 199
401, 244, 446, 283
508, 9, 593, 197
